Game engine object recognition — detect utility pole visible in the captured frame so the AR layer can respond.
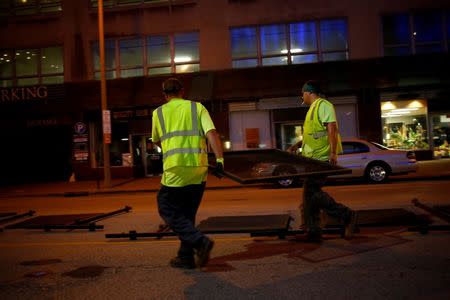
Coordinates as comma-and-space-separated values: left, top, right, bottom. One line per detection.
98, 0, 111, 188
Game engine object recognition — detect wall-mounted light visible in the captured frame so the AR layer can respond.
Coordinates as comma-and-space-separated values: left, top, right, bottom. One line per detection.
121, 138, 129, 141
224, 141, 231, 150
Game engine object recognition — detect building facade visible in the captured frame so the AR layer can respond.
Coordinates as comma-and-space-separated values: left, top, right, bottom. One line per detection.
1, 0, 450, 183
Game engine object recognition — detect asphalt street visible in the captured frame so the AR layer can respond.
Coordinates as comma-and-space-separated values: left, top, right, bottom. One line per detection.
0, 179, 449, 299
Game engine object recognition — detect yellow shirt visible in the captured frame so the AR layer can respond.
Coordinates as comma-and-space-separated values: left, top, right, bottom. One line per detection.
152, 98, 216, 187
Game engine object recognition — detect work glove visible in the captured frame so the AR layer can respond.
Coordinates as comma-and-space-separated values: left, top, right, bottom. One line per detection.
212, 158, 224, 179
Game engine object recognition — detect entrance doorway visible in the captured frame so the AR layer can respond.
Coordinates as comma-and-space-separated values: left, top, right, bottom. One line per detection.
278, 123, 303, 151
131, 134, 162, 177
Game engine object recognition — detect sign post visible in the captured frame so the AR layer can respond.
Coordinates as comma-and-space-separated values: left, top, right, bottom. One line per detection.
98, 0, 111, 188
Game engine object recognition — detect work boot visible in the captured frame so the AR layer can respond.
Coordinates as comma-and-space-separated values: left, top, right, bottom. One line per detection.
343, 210, 358, 240
195, 237, 214, 268
169, 257, 195, 269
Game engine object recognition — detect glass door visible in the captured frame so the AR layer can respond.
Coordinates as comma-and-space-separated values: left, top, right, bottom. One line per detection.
280, 123, 303, 151
131, 134, 162, 177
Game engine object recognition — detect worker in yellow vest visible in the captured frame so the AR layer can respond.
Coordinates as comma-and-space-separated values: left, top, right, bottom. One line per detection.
152, 78, 224, 269
299, 80, 357, 242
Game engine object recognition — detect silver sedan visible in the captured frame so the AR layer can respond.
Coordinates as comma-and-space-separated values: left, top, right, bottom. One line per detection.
251, 139, 417, 187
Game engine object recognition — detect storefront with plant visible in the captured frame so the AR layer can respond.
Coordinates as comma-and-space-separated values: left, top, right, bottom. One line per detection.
431, 113, 450, 158
381, 99, 430, 151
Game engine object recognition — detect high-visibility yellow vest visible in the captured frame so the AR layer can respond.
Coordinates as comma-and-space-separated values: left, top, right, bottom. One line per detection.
155, 99, 208, 171
302, 98, 343, 161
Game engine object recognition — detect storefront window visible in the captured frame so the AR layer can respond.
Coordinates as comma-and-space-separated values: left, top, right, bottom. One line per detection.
381, 100, 429, 150
431, 114, 450, 158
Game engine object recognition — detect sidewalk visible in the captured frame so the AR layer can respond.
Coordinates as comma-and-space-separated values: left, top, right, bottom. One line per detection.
0, 174, 243, 198
1, 159, 449, 198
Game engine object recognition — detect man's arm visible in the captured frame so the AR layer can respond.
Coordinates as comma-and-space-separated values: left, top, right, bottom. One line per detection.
206, 129, 223, 160
326, 122, 338, 165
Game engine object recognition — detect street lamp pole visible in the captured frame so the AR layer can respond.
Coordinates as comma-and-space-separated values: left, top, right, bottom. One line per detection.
98, 0, 111, 188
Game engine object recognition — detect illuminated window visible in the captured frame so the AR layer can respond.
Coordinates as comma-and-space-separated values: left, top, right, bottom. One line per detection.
0, 0, 61, 16
383, 11, 446, 56
231, 19, 348, 69
92, 33, 200, 79
173, 32, 200, 73
0, 46, 64, 86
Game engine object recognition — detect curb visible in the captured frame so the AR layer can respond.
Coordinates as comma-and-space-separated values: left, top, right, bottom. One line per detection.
2, 175, 450, 199
0, 184, 264, 199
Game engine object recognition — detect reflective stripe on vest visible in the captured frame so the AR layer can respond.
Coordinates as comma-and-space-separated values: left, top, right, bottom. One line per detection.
162, 148, 207, 160
307, 99, 327, 139
302, 98, 343, 159
157, 101, 204, 161
311, 131, 328, 139
157, 101, 200, 142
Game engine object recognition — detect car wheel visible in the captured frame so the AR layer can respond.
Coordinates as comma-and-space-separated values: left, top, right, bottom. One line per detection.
365, 163, 390, 183
273, 166, 298, 188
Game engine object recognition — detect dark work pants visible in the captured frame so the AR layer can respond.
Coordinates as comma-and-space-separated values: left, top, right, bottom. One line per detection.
302, 177, 350, 234
157, 182, 206, 259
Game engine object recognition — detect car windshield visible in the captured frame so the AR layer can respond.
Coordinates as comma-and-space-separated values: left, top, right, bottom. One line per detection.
370, 142, 390, 150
